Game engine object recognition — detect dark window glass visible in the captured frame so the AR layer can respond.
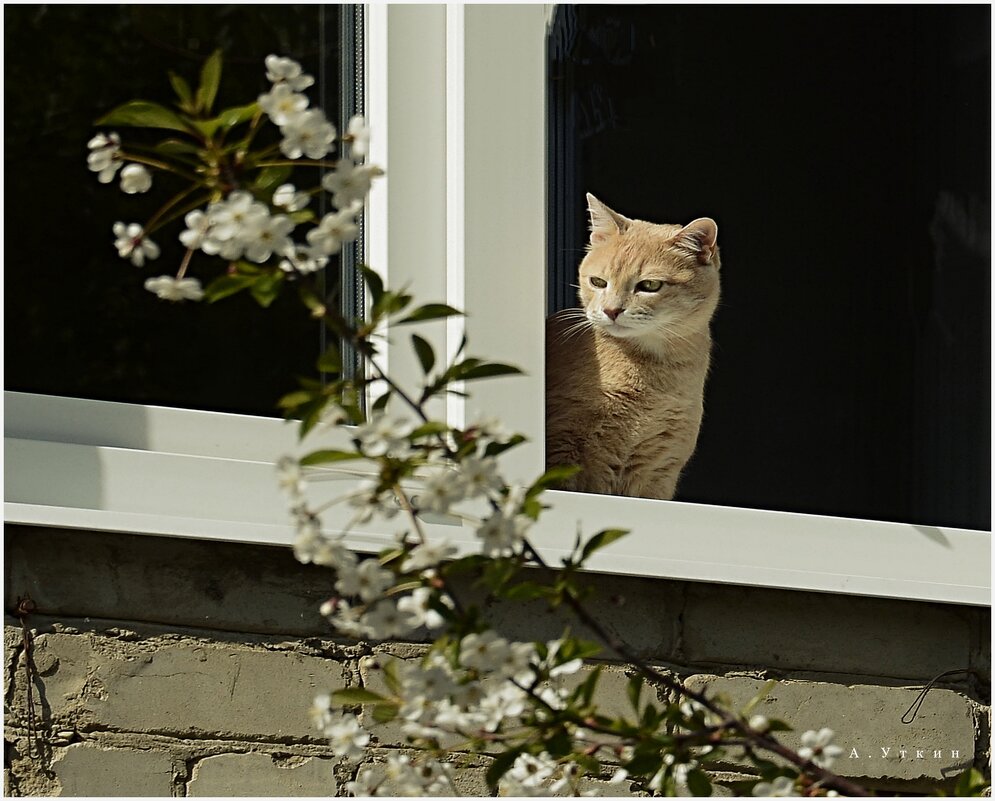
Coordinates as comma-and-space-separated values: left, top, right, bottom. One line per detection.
548, 5, 990, 530
5, 5, 361, 416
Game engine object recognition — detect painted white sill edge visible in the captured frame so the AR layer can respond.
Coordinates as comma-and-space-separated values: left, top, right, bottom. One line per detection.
4, 392, 991, 607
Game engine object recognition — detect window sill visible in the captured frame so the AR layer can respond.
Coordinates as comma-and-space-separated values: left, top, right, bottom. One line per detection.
5, 393, 989, 607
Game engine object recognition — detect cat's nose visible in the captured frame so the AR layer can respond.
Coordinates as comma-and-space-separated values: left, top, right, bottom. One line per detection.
604, 307, 622, 321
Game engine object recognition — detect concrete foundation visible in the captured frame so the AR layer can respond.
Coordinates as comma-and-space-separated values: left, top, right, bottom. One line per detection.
4, 525, 990, 796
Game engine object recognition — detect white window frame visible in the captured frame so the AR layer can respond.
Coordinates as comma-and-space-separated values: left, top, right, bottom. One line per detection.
4, 5, 989, 608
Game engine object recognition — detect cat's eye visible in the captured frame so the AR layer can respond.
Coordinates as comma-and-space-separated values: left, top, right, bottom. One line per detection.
589, 276, 608, 289
635, 279, 664, 292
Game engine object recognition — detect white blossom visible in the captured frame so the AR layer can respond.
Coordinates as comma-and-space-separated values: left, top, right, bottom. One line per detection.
460, 630, 515, 673
346, 114, 372, 159
320, 711, 370, 761
324, 599, 366, 638
264, 54, 314, 91
258, 82, 309, 126
119, 163, 152, 194
276, 455, 305, 498
202, 191, 269, 260
401, 662, 457, 705
507, 752, 557, 788
355, 415, 414, 458
417, 467, 467, 515
346, 767, 381, 797
476, 680, 527, 731
752, 776, 798, 797
143, 275, 203, 302
280, 108, 336, 160
346, 478, 400, 525
362, 599, 414, 639
293, 514, 358, 572
87, 131, 122, 183
476, 507, 530, 557
798, 727, 844, 769
749, 714, 771, 732
113, 222, 159, 266
179, 209, 211, 250
243, 213, 294, 263
278, 243, 329, 275
459, 455, 504, 498
306, 205, 361, 256
400, 540, 457, 573
322, 159, 384, 209
272, 182, 311, 212
543, 639, 584, 678
397, 587, 448, 630
335, 558, 394, 603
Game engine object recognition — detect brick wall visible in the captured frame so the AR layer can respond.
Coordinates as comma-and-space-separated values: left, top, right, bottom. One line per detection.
4, 525, 990, 796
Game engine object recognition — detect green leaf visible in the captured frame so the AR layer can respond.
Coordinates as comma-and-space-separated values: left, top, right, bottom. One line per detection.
288, 209, 316, 224
580, 528, 629, 563
152, 138, 203, 158
203, 274, 257, 303
558, 636, 602, 662
955, 767, 989, 796
371, 703, 399, 724
410, 421, 449, 439
545, 728, 574, 758
250, 270, 284, 308
502, 581, 554, 601
627, 674, 644, 713
299, 449, 364, 467
317, 344, 341, 374
458, 362, 523, 381
372, 290, 412, 320
741, 679, 778, 716
485, 747, 526, 790
253, 165, 293, 195
483, 434, 527, 458
96, 100, 191, 132
396, 303, 463, 325
361, 266, 385, 306
526, 465, 582, 499
331, 687, 386, 705
168, 71, 194, 109
216, 101, 259, 129
624, 746, 663, 777
411, 334, 435, 374
574, 664, 602, 707
371, 391, 392, 413
685, 769, 713, 797
195, 49, 223, 114
481, 558, 520, 594
277, 390, 316, 410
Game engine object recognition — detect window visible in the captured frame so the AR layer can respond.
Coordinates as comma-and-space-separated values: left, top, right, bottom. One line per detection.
4, 5, 363, 416
547, 5, 990, 532
5, 6, 989, 607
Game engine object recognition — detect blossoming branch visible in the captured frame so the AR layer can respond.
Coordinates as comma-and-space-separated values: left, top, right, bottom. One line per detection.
87, 51, 380, 306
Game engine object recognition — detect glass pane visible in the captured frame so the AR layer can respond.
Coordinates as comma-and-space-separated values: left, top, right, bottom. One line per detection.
4, 5, 358, 416
548, 5, 990, 530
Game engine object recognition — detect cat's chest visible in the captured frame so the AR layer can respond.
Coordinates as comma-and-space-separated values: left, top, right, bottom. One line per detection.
591, 359, 703, 437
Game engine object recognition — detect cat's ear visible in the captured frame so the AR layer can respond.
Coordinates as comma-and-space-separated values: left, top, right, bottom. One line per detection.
675, 218, 718, 265
587, 193, 632, 244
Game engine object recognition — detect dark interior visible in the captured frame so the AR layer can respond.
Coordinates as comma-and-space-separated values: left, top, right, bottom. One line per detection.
548, 5, 990, 530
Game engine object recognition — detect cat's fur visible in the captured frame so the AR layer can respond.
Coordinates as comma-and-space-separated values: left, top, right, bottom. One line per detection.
545, 194, 721, 500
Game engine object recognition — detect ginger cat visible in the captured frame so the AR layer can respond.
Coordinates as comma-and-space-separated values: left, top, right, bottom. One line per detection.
545, 194, 721, 500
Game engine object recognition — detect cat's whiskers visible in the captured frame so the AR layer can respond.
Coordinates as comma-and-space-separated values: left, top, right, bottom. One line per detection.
549, 308, 595, 344
556, 318, 594, 344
